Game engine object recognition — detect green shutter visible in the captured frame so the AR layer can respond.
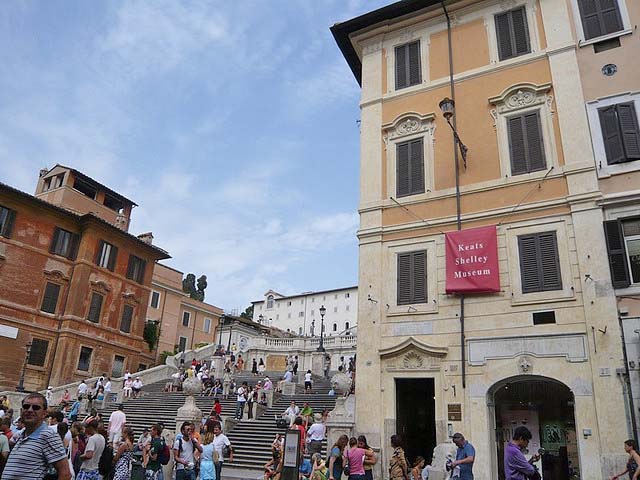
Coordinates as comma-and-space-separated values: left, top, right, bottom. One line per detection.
603, 220, 631, 288
518, 235, 541, 293
409, 139, 425, 195
397, 142, 410, 197
518, 232, 562, 293
617, 103, 640, 160
578, 0, 623, 40
397, 253, 412, 305
495, 12, 513, 60
508, 116, 528, 174
108, 244, 118, 272
599, 106, 625, 164
511, 7, 530, 56
538, 232, 562, 290
525, 112, 547, 172
412, 250, 427, 303
395, 44, 407, 89
408, 41, 421, 86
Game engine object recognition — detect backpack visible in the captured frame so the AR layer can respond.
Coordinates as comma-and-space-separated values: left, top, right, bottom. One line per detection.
158, 438, 171, 465
98, 442, 114, 476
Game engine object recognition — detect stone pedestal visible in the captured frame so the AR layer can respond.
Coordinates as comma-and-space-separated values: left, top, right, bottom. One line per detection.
326, 396, 356, 449
282, 382, 296, 396
264, 389, 274, 407
210, 356, 225, 378
175, 377, 203, 435
311, 352, 325, 378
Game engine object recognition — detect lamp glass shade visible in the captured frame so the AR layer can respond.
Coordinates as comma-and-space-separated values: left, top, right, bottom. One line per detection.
319, 305, 326, 316
439, 97, 455, 119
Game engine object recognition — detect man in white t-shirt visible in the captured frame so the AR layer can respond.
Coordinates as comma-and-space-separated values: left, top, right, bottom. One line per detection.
76, 380, 88, 398
78, 420, 105, 477
173, 422, 202, 480
102, 377, 112, 408
234, 382, 248, 420
132, 377, 143, 398
108, 404, 127, 446
48, 411, 72, 446
307, 414, 326, 455
212, 422, 232, 480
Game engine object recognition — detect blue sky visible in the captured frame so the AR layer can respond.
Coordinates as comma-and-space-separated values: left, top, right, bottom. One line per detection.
0, 1, 391, 312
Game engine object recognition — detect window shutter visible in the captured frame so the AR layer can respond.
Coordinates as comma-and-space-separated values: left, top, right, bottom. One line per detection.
410, 139, 425, 195
120, 305, 133, 333
508, 116, 528, 174
511, 7, 530, 56
137, 259, 147, 283
95, 240, 105, 265
395, 45, 407, 89
68, 233, 80, 260
578, 0, 603, 39
538, 232, 562, 290
41, 282, 61, 313
88, 293, 103, 323
126, 255, 135, 279
28, 339, 49, 367
599, 106, 625, 164
495, 12, 513, 60
617, 103, 640, 160
50, 228, 61, 254
2, 209, 15, 238
525, 112, 546, 172
397, 253, 412, 305
107, 245, 118, 272
518, 235, 541, 293
397, 142, 410, 197
408, 41, 421, 86
603, 220, 631, 288
600, 0, 623, 35
412, 251, 427, 303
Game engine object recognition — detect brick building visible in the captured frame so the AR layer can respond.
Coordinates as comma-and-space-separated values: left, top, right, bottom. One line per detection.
0, 167, 170, 391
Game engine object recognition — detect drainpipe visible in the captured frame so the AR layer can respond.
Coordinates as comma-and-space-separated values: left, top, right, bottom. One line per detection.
442, 0, 466, 389
619, 315, 638, 440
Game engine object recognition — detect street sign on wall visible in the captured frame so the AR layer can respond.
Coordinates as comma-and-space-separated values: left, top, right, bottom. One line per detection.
445, 225, 500, 294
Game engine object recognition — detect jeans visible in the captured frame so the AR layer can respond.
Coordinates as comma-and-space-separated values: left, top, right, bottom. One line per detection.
176, 469, 196, 480
235, 401, 246, 419
214, 461, 223, 479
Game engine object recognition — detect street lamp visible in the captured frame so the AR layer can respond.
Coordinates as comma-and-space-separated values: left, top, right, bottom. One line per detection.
317, 305, 326, 352
258, 314, 264, 324
16, 342, 32, 392
438, 97, 469, 168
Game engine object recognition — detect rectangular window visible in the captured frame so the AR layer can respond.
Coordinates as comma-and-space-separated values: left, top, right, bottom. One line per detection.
77, 346, 93, 371
96, 240, 118, 271
126, 255, 146, 283
138, 363, 147, 372
624, 220, 640, 284
298, 311, 304, 317
287, 313, 291, 319
287, 301, 292, 306
345, 293, 350, 298
40, 282, 61, 314
533, 311, 556, 325
604, 219, 640, 288
178, 336, 187, 352
120, 304, 134, 333
397, 250, 428, 305
396, 138, 425, 197
182, 311, 191, 327
346, 305, 350, 311
508, 111, 546, 175
598, 103, 640, 165
518, 232, 562, 293
495, 7, 530, 61
50, 227, 79, 260
204, 318, 211, 333
112, 355, 125, 378
150, 291, 160, 309
577, 0, 623, 40
395, 41, 421, 90
28, 338, 49, 367
87, 292, 104, 323
0, 205, 16, 238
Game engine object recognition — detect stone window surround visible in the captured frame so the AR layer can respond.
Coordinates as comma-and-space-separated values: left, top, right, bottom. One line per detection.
26, 336, 50, 371
586, 91, 640, 178
383, 112, 436, 202
149, 290, 161, 309
204, 317, 212, 334
39, 270, 70, 316
489, 82, 559, 178
75, 345, 94, 374
568, 0, 632, 46
385, 238, 438, 317
111, 353, 127, 378
506, 218, 575, 305
119, 301, 137, 334
379, 0, 542, 97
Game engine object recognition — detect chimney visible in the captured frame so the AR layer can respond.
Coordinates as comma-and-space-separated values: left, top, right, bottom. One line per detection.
137, 232, 154, 245
39, 168, 49, 177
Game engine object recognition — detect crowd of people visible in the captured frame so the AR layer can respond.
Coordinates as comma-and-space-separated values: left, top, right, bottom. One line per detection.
0, 391, 234, 480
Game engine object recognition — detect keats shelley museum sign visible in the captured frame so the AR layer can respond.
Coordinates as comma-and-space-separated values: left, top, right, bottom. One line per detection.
445, 225, 500, 294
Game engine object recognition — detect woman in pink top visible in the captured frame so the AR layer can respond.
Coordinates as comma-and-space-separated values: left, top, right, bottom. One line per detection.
345, 436, 367, 480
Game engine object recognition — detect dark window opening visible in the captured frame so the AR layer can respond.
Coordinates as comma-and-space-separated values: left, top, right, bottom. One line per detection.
0, 205, 16, 238
112, 355, 125, 377
28, 339, 49, 367
150, 291, 160, 309
120, 304, 134, 333
182, 311, 190, 327
96, 240, 118, 271
533, 311, 556, 325
593, 36, 621, 53
103, 195, 124, 213
41, 282, 61, 314
126, 255, 146, 283
138, 363, 147, 372
50, 227, 80, 260
72, 178, 97, 199
395, 41, 421, 90
178, 337, 187, 352
77, 346, 93, 371
87, 292, 103, 323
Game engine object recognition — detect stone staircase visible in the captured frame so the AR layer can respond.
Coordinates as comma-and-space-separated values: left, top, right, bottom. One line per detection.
99, 371, 337, 475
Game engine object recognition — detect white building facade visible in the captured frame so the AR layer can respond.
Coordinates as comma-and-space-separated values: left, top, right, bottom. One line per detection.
252, 287, 358, 337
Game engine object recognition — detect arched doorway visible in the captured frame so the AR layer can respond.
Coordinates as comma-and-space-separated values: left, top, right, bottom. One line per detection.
490, 376, 580, 479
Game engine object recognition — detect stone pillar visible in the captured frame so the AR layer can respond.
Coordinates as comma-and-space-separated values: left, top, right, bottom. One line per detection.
175, 377, 203, 436
265, 389, 274, 407
211, 356, 225, 378
282, 382, 296, 396
311, 352, 325, 378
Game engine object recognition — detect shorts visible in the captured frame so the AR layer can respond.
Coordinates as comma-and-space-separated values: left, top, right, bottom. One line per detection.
305, 381, 312, 390
77, 470, 101, 480
109, 429, 122, 444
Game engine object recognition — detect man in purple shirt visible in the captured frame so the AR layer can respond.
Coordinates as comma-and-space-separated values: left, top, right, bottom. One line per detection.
504, 426, 540, 480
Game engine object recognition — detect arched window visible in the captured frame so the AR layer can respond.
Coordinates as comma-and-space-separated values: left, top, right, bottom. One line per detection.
345, 322, 350, 330
266, 295, 274, 309
333, 323, 337, 332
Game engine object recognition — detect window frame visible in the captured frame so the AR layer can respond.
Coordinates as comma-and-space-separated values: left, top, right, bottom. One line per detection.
95, 240, 118, 271
87, 291, 104, 324
27, 338, 49, 367
394, 40, 422, 90
182, 311, 191, 327
517, 231, 563, 294
622, 219, 640, 285
40, 281, 62, 314
0, 205, 16, 238
178, 336, 188, 352
112, 354, 126, 378
597, 102, 640, 166
494, 6, 531, 61
570, 0, 631, 45
126, 254, 146, 284
396, 250, 429, 306
204, 317, 212, 334
150, 290, 161, 309
120, 304, 135, 333
50, 227, 80, 260
77, 346, 93, 372
266, 295, 274, 309
506, 110, 547, 175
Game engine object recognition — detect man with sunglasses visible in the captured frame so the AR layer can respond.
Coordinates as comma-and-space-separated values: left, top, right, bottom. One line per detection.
1, 393, 71, 480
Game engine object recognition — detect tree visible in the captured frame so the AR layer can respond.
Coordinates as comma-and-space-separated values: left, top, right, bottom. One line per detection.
240, 304, 254, 320
182, 273, 207, 301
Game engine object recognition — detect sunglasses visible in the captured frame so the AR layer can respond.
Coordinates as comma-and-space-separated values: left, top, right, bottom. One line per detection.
22, 403, 43, 411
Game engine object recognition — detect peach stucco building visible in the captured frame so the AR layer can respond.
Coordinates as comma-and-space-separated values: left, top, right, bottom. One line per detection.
332, 0, 637, 478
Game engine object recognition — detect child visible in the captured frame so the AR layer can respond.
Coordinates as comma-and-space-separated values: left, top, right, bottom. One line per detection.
411, 456, 426, 480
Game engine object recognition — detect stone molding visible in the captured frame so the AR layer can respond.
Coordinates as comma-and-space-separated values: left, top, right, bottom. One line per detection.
380, 336, 447, 372
382, 112, 436, 145
468, 333, 588, 366
43, 269, 70, 283
488, 82, 553, 124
